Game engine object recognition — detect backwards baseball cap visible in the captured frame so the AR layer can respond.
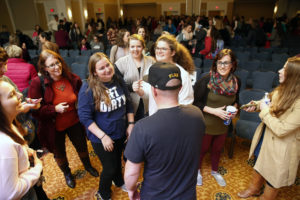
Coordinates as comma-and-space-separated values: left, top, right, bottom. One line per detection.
148, 62, 182, 90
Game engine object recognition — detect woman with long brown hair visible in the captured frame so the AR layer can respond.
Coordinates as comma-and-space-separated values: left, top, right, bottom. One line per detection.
238, 56, 300, 199
0, 79, 42, 199
28, 50, 98, 189
78, 52, 134, 200
110, 29, 130, 63
200, 26, 224, 59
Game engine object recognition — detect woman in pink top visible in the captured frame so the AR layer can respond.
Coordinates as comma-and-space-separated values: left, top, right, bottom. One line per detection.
5, 45, 37, 92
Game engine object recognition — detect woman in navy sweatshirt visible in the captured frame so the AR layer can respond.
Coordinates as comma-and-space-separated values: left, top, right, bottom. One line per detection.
78, 52, 134, 200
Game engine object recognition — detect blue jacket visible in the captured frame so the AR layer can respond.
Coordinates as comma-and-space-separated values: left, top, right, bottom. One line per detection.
78, 76, 133, 143
164, 24, 177, 35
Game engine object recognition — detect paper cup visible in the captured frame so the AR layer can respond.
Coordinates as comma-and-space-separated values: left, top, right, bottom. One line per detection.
224, 106, 237, 125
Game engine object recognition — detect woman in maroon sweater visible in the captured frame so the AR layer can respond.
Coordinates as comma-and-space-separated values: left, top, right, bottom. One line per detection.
28, 50, 98, 188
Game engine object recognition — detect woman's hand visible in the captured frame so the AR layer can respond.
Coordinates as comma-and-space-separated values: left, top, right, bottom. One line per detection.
212, 106, 229, 120
32, 151, 43, 166
260, 100, 270, 110
55, 102, 69, 113
22, 98, 42, 113
101, 135, 115, 152
126, 124, 134, 138
242, 101, 257, 112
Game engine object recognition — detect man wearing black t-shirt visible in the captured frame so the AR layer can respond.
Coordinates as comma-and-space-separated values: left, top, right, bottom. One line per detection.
124, 62, 205, 200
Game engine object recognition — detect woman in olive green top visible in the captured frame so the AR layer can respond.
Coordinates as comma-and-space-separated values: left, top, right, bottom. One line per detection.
193, 49, 240, 187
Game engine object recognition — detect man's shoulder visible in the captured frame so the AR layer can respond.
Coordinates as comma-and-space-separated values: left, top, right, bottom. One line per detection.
180, 104, 204, 119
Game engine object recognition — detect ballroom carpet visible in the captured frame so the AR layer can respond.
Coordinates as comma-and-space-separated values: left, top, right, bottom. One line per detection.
41, 136, 300, 200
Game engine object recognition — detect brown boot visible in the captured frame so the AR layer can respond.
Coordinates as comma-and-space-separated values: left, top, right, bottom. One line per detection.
237, 170, 265, 198
260, 184, 278, 200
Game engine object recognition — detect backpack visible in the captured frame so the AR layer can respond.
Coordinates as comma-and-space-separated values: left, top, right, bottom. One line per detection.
18, 76, 45, 145
211, 39, 224, 58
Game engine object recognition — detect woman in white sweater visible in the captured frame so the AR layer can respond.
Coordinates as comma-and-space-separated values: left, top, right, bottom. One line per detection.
133, 34, 195, 116
0, 80, 43, 200
115, 34, 155, 120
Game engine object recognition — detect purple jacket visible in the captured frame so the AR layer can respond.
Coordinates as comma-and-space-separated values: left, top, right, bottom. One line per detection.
5, 58, 37, 91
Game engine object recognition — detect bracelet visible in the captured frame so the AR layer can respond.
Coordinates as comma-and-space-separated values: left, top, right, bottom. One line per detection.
128, 121, 135, 125
100, 134, 106, 140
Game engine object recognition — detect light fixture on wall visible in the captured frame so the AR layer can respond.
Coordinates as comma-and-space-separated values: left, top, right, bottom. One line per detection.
274, 5, 278, 14
84, 9, 88, 19
120, 9, 123, 17
67, 8, 72, 20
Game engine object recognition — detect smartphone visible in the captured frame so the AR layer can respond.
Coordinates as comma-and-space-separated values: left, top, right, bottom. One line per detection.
32, 98, 42, 104
240, 103, 257, 110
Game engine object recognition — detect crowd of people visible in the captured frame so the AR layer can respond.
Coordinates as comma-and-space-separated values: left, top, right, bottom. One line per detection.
0, 12, 299, 200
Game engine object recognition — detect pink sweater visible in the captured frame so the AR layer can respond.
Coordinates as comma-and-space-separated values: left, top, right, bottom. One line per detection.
5, 58, 38, 92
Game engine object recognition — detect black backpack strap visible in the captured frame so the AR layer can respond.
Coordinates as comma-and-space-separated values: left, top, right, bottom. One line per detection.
38, 76, 45, 96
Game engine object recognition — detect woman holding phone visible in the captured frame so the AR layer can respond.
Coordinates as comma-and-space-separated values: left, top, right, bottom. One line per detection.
238, 56, 300, 199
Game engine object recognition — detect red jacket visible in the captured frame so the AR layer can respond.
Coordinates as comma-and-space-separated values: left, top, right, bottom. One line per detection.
5, 58, 37, 91
200, 36, 213, 60
28, 73, 82, 152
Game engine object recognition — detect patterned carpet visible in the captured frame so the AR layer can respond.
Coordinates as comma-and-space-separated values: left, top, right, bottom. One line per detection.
41, 137, 300, 200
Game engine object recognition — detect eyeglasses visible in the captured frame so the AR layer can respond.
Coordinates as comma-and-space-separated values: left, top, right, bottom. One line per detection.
47, 60, 61, 68
217, 61, 232, 67
155, 47, 171, 52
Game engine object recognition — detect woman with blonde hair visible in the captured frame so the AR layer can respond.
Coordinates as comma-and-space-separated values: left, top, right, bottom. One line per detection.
5, 44, 38, 92
115, 34, 155, 120
28, 50, 98, 188
78, 52, 134, 200
42, 41, 59, 53
134, 34, 194, 115
110, 29, 130, 63
238, 56, 300, 199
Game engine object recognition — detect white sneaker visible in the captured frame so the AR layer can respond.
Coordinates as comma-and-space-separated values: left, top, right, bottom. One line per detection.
120, 184, 128, 192
112, 182, 128, 192
197, 172, 203, 186
211, 172, 226, 187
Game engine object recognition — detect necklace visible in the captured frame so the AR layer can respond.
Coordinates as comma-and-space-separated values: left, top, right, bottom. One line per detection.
55, 83, 66, 91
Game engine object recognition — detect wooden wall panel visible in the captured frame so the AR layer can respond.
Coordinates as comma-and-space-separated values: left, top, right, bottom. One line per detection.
123, 4, 157, 19
104, 4, 118, 21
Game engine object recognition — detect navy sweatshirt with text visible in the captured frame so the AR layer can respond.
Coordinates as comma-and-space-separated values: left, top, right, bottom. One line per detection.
78, 78, 133, 143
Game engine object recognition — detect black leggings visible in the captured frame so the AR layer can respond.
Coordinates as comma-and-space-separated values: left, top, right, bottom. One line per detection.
53, 122, 88, 160
91, 138, 125, 199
